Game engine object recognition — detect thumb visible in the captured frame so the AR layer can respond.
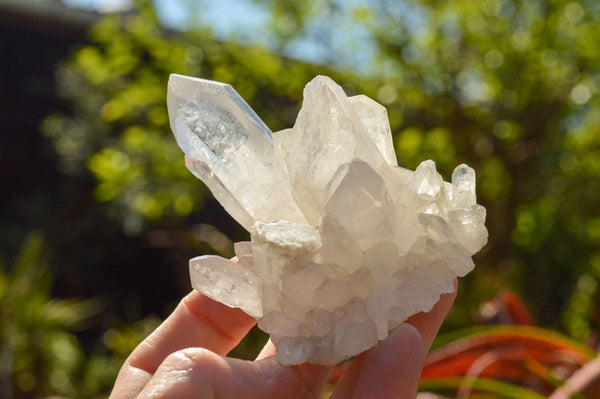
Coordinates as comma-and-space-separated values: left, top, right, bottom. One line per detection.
137, 347, 331, 399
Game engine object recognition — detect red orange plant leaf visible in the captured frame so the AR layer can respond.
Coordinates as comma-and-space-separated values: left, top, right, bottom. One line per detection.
499, 291, 536, 326
420, 325, 596, 395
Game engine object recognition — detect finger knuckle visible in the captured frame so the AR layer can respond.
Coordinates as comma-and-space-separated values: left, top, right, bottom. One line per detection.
162, 348, 218, 373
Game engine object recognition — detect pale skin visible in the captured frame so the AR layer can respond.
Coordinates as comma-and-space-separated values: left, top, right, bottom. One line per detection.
110, 280, 457, 399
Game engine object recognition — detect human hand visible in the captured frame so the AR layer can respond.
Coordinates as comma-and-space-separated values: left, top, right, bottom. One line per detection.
110, 282, 456, 399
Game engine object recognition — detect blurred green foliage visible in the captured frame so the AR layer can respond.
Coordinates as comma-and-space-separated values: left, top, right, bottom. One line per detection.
27, 0, 600, 396
0, 232, 160, 398
0, 232, 86, 398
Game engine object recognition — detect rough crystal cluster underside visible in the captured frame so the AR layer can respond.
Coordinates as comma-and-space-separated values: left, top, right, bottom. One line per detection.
167, 74, 488, 366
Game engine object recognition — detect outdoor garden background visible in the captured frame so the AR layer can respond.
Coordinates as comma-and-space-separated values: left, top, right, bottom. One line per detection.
1, 0, 599, 397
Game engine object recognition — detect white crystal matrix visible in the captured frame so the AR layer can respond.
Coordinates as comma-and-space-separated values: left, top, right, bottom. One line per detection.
167, 74, 488, 366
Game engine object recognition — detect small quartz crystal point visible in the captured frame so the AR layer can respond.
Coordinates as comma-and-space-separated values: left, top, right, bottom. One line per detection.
167, 74, 488, 366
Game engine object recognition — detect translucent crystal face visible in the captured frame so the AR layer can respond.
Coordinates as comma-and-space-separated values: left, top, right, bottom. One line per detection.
167, 74, 488, 366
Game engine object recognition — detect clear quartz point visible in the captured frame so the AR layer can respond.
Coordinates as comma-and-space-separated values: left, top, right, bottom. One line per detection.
168, 74, 307, 230
168, 74, 488, 366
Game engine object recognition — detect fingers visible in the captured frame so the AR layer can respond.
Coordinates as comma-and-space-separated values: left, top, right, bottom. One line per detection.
331, 323, 425, 399
136, 348, 332, 399
112, 275, 457, 399
406, 279, 458, 353
110, 291, 256, 399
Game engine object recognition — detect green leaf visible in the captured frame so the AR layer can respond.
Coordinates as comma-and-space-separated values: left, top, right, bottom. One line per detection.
419, 376, 547, 399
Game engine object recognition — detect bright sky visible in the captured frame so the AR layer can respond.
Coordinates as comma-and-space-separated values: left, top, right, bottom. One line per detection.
62, 0, 377, 72
63, 0, 270, 38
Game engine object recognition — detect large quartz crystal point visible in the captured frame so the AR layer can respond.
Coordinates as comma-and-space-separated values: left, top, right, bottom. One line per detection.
347, 95, 397, 166
273, 76, 388, 225
167, 74, 307, 230
324, 159, 395, 253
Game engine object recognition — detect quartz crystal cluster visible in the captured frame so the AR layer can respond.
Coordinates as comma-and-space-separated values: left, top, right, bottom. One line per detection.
167, 74, 488, 366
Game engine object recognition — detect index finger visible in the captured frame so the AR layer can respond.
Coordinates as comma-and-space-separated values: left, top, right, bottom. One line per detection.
110, 290, 256, 399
